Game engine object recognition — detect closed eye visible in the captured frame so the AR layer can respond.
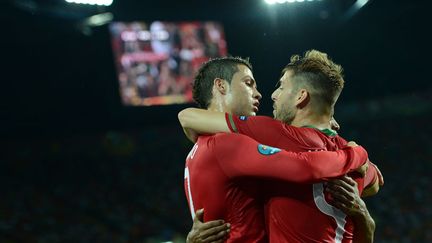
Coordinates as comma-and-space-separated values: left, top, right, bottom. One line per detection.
245, 79, 255, 87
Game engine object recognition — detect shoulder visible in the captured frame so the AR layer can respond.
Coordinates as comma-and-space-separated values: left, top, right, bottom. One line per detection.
291, 127, 327, 147
210, 133, 259, 152
211, 133, 259, 162
280, 125, 319, 140
212, 133, 254, 143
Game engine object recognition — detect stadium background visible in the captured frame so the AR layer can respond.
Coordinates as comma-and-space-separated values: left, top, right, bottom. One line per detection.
1, 0, 431, 242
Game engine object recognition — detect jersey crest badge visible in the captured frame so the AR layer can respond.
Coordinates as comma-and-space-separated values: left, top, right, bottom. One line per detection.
258, 144, 281, 155
239, 116, 248, 121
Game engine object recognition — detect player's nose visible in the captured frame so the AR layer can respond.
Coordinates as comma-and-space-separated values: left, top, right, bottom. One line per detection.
271, 90, 278, 101
253, 87, 262, 100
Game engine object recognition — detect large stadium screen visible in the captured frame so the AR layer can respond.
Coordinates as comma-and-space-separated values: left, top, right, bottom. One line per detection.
109, 21, 228, 106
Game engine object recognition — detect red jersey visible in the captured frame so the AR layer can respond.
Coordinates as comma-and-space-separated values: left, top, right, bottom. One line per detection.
225, 114, 378, 243
184, 133, 368, 243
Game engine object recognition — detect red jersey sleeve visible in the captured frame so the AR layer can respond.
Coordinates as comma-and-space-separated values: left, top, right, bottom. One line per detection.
364, 160, 378, 187
225, 114, 290, 145
212, 133, 368, 183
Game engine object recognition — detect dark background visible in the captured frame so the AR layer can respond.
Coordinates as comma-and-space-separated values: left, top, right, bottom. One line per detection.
1, 0, 431, 242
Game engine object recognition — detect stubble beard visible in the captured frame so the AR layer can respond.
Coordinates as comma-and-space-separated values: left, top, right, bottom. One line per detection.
276, 106, 296, 125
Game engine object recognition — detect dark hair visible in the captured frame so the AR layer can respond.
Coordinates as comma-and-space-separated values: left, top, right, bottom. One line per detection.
192, 56, 252, 108
282, 50, 344, 114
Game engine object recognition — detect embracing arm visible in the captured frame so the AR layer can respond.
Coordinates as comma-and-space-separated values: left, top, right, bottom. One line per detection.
178, 108, 230, 142
327, 176, 375, 243
214, 134, 368, 183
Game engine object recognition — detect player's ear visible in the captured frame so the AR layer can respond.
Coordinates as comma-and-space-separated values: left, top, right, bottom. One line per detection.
214, 78, 228, 95
296, 89, 310, 108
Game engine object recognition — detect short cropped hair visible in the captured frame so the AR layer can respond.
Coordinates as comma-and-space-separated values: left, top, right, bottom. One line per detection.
283, 50, 344, 113
193, 57, 252, 108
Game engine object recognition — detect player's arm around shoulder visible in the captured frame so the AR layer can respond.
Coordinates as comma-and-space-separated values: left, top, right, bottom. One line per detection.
178, 108, 230, 142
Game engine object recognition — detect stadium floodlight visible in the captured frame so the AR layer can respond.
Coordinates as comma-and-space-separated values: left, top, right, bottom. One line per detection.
354, 0, 368, 9
65, 0, 113, 6
264, 0, 320, 4
265, 0, 315, 4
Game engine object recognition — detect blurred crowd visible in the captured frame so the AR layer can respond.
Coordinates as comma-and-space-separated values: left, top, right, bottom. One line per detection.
346, 114, 432, 242
1, 113, 431, 242
110, 21, 227, 105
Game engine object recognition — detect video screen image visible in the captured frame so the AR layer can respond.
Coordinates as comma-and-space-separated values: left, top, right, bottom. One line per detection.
109, 21, 227, 106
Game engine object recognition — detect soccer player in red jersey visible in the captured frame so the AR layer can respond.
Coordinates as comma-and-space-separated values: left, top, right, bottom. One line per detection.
180, 56, 371, 243
179, 51, 382, 243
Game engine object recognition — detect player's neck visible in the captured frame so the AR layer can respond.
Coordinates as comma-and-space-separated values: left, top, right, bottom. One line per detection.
291, 110, 332, 130
207, 98, 228, 113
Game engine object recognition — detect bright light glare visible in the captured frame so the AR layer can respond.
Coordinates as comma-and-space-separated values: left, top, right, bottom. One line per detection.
265, 0, 317, 4
65, 0, 113, 6
354, 0, 368, 9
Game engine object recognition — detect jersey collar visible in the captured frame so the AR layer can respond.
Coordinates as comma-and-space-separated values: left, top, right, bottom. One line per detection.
302, 125, 338, 137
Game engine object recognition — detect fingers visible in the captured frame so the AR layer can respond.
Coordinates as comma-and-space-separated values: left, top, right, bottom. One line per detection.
191, 208, 231, 242
330, 200, 352, 214
340, 175, 357, 187
200, 223, 230, 238
326, 183, 354, 205
200, 224, 230, 242
327, 185, 353, 205
327, 176, 360, 206
347, 141, 358, 147
199, 220, 226, 231
193, 209, 225, 229
329, 177, 357, 194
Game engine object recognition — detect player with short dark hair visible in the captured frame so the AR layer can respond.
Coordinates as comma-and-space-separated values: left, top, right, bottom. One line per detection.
193, 56, 255, 110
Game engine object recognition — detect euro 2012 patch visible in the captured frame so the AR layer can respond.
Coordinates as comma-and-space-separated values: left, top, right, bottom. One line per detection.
239, 116, 248, 121
257, 144, 281, 155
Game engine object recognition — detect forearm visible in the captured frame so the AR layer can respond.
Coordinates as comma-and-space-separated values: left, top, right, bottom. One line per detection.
222, 145, 366, 184
304, 146, 368, 182
183, 127, 198, 143
352, 211, 375, 243
178, 108, 230, 135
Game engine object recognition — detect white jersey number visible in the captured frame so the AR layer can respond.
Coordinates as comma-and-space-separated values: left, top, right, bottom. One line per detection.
185, 143, 199, 220
313, 183, 347, 243
184, 167, 195, 220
